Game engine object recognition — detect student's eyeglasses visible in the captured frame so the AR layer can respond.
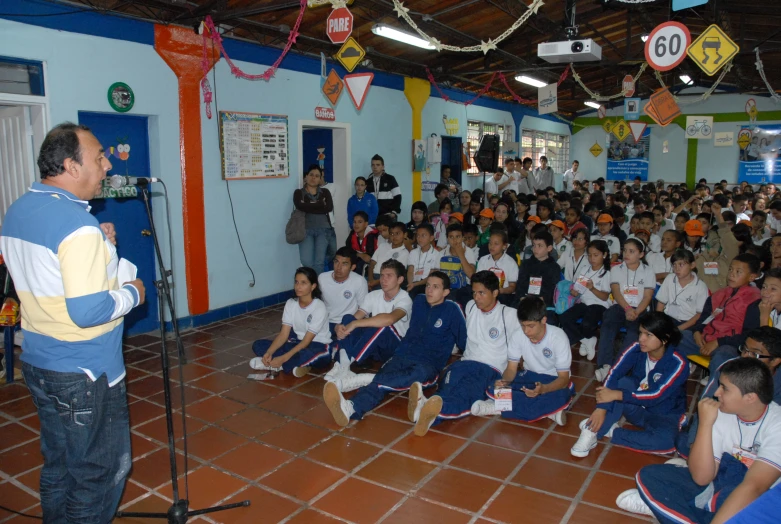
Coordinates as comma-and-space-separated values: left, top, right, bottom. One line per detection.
740, 345, 773, 359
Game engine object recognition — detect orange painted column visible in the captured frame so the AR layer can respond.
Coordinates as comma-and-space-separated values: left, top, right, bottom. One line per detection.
154, 25, 217, 315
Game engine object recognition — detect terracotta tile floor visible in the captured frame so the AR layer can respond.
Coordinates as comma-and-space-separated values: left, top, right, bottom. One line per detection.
0, 304, 708, 523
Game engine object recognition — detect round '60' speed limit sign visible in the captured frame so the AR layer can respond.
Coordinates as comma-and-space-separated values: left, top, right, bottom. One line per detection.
644, 22, 692, 71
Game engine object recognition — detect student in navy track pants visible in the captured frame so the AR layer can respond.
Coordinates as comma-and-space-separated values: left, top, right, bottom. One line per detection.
323, 272, 467, 426
410, 271, 521, 436
571, 312, 689, 458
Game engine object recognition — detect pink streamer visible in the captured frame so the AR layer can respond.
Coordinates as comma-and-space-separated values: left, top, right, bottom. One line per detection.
426, 68, 497, 106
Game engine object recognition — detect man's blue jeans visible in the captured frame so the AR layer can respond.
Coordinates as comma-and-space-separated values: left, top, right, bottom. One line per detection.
23, 363, 131, 523
298, 227, 334, 274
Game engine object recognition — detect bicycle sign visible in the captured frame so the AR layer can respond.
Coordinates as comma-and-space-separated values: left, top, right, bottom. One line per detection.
687, 24, 739, 76
686, 116, 713, 140
645, 21, 692, 71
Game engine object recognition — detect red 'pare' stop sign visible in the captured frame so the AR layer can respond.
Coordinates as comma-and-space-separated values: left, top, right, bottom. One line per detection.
327, 7, 354, 44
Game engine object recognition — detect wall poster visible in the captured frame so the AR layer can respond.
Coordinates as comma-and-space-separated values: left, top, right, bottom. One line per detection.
219, 111, 289, 179
606, 126, 651, 181
738, 125, 781, 184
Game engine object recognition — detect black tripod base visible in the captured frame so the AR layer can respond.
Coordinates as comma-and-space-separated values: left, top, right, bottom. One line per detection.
115, 499, 250, 523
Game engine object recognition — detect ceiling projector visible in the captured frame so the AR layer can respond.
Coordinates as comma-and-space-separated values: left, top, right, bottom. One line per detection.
537, 39, 602, 63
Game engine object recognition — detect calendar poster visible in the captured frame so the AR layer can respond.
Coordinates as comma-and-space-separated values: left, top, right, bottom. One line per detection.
219, 111, 289, 179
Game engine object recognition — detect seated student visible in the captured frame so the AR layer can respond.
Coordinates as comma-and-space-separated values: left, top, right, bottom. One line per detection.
621, 358, 781, 522
751, 209, 772, 245
346, 211, 380, 275
564, 206, 586, 236
408, 271, 521, 436
695, 204, 741, 293
476, 229, 518, 305
653, 204, 675, 235
595, 213, 621, 263
697, 212, 722, 257
655, 249, 709, 332
436, 224, 477, 291
674, 210, 690, 234
630, 211, 662, 253
476, 208, 495, 248
250, 267, 332, 377
675, 253, 761, 360
406, 224, 442, 299
561, 239, 612, 360
515, 231, 561, 316
431, 199, 453, 249
571, 312, 689, 458
536, 199, 556, 224
318, 247, 368, 336
595, 239, 657, 382
549, 219, 571, 263
562, 227, 590, 282
462, 223, 480, 261
368, 221, 408, 290
647, 230, 684, 283
471, 296, 574, 425
326, 260, 412, 390
683, 218, 708, 256
323, 271, 466, 426
406, 201, 428, 239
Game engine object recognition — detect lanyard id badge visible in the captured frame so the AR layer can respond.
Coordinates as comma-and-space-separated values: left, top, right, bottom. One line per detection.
529, 277, 543, 295
623, 286, 641, 307
494, 388, 512, 411
731, 446, 758, 468
702, 308, 723, 325
704, 262, 718, 275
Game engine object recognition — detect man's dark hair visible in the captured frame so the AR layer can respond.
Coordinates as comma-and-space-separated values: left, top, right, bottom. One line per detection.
416, 223, 435, 236
769, 200, 781, 212
537, 199, 555, 214
376, 214, 394, 228
446, 223, 463, 235
720, 358, 774, 405
427, 270, 451, 290
371, 154, 384, 165
463, 223, 479, 236
471, 270, 500, 292
389, 221, 406, 233
37, 122, 91, 179
744, 326, 781, 360
435, 183, 449, 197
489, 227, 509, 245
638, 311, 682, 347
380, 259, 405, 278
335, 247, 358, 266
533, 231, 553, 248
721, 210, 737, 224
540, 155, 548, 162
353, 210, 369, 222
732, 252, 761, 275
517, 296, 546, 322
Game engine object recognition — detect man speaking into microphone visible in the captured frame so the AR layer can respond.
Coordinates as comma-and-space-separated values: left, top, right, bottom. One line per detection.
0, 122, 146, 523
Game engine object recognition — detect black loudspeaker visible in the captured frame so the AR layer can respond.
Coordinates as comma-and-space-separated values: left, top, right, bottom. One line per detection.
473, 134, 500, 173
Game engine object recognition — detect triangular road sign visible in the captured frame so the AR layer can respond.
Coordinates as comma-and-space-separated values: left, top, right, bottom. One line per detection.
629, 121, 648, 143
344, 72, 374, 110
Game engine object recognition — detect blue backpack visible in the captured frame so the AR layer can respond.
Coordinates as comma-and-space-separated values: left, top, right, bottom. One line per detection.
553, 279, 578, 314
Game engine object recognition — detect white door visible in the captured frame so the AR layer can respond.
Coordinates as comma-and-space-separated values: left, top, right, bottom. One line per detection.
0, 105, 36, 225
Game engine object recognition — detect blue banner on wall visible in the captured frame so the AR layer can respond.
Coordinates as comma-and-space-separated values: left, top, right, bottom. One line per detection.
737, 125, 781, 184
606, 127, 651, 181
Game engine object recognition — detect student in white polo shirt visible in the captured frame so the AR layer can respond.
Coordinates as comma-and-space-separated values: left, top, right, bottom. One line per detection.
655, 249, 709, 331
368, 222, 408, 289
646, 230, 683, 284
595, 213, 621, 263
476, 229, 519, 305
318, 247, 368, 337
406, 224, 442, 299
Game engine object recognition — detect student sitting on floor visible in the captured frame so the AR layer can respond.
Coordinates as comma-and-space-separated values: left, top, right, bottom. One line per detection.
470, 296, 574, 425
325, 259, 412, 391
346, 211, 379, 275
595, 213, 621, 263
571, 312, 689, 459
647, 230, 684, 283
560, 239, 612, 361
514, 231, 561, 318
475, 229, 518, 305
594, 238, 657, 382
406, 224, 441, 299
436, 224, 477, 291
368, 221, 408, 290
318, 247, 368, 336
408, 271, 520, 436
655, 249, 709, 331
250, 267, 333, 377
696, 203, 741, 293
549, 219, 571, 264
322, 271, 466, 426
619, 358, 781, 522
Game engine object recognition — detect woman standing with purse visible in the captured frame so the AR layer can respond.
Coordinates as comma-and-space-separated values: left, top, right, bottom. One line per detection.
293, 164, 334, 275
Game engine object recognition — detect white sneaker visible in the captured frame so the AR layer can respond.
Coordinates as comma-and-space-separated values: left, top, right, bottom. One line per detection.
323, 382, 355, 427
594, 364, 611, 383
616, 488, 653, 516
293, 366, 310, 378
578, 339, 588, 357
249, 358, 281, 372
451, 344, 460, 355
700, 376, 709, 386
604, 421, 619, 439
665, 457, 688, 467
407, 381, 424, 422
571, 419, 598, 457
324, 361, 343, 383
471, 399, 501, 416
548, 410, 567, 426
414, 395, 442, 437
334, 369, 374, 393
583, 337, 597, 361
689, 362, 697, 375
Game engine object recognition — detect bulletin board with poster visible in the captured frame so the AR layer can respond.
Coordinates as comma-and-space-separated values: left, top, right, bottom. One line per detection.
219, 111, 289, 180
737, 125, 781, 184
606, 127, 651, 181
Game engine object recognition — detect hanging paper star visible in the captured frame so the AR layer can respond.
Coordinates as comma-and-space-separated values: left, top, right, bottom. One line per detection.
428, 37, 443, 51
531, 0, 543, 14
393, 1, 409, 18
480, 39, 497, 55
289, 30, 300, 44
230, 65, 242, 77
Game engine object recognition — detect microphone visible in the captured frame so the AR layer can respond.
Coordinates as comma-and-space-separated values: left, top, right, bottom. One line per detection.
109, 175, 160, 190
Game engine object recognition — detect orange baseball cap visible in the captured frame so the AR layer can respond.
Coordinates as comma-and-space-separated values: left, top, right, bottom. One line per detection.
527, 215, 541, 224
479, 208, 495, 219
549, 220, 566, 231
684, 219, 705, 237
597, 213, 614, 224
450, 212, 464, 223
738, 219, 753, 227
635, 229, 651, 237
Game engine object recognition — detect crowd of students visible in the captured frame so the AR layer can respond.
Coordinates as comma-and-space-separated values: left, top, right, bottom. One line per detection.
267, 163, 781, 523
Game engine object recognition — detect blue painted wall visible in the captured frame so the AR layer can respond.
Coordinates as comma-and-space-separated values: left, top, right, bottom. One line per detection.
302, 129, 334, 183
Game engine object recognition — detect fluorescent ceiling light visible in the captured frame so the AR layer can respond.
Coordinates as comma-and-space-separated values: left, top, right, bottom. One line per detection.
371, 24, 435, 50
515, 75, 547, 88
679, 74, 693, 85
584, 101, 601, 109
641, 34, 649, 42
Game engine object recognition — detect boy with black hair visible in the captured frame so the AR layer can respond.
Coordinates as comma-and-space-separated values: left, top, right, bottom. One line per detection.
768, 200, 781, 234
515, 231, 562, 315
751, 209, 771, 245
536, 199, 556, 224
319, 247, 369, 336
346, 211, 380, 275
631, 211, 662, 252
732, 193, 751, 222
584, 202, 600, 233
368, 221, 408, 289
409, 271, 521, 436
436, 224, 477, 290
621, 358, 781, 522
323, 271, 466, 426
610, 205, 629, 248
427, 184, 451, 215
518, 156, 534, 196
471, 296, 574, 425
462, 223, 480, 260
406, 224, 441, 298
476, 229, 518, 305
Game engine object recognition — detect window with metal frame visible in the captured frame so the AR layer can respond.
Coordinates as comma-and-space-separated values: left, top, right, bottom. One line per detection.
0, 56, 45, 96
521, 129, 570, 174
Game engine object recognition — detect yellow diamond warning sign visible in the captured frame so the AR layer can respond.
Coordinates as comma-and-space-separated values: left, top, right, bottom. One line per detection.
612, 119, 631, 141
687, 24, 739, 76
737, 129, 752, 150
602, 120, 614, 133
336, 37, 365, 73
590, 142, 604, 157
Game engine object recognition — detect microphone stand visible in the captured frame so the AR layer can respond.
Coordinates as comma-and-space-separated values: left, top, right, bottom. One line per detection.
115, 183, 249, 523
